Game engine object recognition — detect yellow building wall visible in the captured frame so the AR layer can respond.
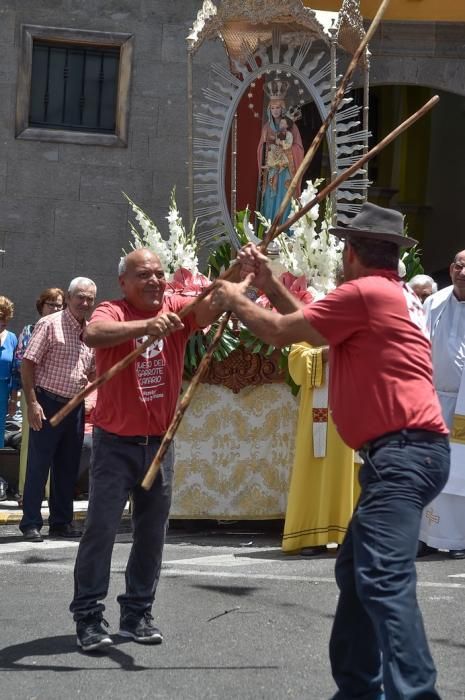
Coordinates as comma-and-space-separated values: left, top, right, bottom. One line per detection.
304, 1, 465, 22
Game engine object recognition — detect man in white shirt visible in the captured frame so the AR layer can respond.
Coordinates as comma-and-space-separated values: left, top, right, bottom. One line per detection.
418, 249, 465, 559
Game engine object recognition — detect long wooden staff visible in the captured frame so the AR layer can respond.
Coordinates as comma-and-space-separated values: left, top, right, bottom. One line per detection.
141, 92, 440, 491
266, 0, 391, 240
50, 92, 438, 431
50, 1, 389, 430
140, 311, 232, 483
50, 301, 213, 428
273, 94, 439, 237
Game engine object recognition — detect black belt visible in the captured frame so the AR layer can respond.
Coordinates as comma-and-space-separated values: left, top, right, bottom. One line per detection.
36, 386, 70, 404
102, 430, 163, 446
361, 429, 448, 453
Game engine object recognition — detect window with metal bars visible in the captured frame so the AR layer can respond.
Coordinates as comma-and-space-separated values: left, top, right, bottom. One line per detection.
29, 40, 120, 133
16, 25, 133, 146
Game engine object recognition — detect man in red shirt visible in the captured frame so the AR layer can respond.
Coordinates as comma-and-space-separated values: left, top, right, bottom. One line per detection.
70, 248, 218, 652
210, 203, 450, 700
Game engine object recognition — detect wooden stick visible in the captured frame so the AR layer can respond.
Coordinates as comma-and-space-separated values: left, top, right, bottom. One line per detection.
263, 0, 391, 245
51, 0, 390, 429
274, 94, 440, 237
141, 92, 440, 490
50, 93, 438, 430
141, 312, 232, 490
50, 334, 157, 427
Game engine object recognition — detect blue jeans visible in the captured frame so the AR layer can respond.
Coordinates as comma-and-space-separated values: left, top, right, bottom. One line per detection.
70, 427, 173, 621
20, 390, 84, 532
329, 432, 450, 700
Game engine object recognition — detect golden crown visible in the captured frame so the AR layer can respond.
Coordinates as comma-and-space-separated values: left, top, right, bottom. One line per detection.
263, 79, 290, 100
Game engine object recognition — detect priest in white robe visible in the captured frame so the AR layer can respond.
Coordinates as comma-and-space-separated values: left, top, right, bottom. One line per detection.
418, 249, 465, 559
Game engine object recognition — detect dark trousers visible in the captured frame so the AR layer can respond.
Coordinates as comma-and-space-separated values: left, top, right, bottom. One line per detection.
70, 427, 173, 621
20, 392, 84, 532
329, 433, 450, 700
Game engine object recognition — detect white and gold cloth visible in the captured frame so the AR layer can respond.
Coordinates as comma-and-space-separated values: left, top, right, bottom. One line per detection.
172, 382, 298, 519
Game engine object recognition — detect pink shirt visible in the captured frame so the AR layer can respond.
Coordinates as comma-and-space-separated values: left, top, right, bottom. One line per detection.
90, 296, 199, 436
302, 271, 447, 449
24, 308, 95, 398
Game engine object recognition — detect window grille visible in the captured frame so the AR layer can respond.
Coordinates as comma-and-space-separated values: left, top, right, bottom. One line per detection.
29, 41, 120, 133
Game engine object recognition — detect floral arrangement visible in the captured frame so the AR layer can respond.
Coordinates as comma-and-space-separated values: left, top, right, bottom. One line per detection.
279, 182, 342, 295
259, 179, 343, 297
123, 189, 199, 277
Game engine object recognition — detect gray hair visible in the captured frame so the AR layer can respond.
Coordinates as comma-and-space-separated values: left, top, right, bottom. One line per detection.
118, 256, 127, 276
407, 274, 437, 293
68, 277, 97, 294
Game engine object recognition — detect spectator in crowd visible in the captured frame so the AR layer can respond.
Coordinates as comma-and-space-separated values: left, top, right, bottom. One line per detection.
418, 249, 465, 559
0, 296, 20, 447
408, 273, 437, 304
14, 287, 64, 504
19, 277, 96, 542
70, 248, 218, 653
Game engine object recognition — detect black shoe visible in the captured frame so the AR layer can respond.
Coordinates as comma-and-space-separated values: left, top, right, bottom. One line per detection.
119, 611, 163, 644
416, 541, 437, 558
22, 527, 43, 542
76, 615, 113, 652
49, 523, 82, 538
300, 545, 327, 557
449, 549, 465, 560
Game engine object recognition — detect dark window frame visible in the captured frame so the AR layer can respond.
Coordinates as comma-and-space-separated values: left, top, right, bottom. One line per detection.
16, 25, 134, 147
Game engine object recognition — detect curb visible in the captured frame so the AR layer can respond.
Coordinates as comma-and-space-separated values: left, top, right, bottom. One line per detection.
0, 504, 130, 525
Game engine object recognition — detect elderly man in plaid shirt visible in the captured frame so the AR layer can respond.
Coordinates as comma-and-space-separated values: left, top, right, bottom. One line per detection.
19, 277, 97, 542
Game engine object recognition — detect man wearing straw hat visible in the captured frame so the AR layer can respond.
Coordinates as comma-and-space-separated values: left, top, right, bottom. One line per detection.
70, 248, 218, 652
210, 202, 449, 700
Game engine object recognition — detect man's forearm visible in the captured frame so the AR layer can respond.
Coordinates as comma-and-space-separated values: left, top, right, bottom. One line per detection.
229, 294, 296, 347
228, 290, 326, 348
263, 275, 303, 314
84, 320, 150, 348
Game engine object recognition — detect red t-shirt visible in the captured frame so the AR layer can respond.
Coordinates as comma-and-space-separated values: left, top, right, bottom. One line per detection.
90, 297, 199, 436
302, 271, 447, 449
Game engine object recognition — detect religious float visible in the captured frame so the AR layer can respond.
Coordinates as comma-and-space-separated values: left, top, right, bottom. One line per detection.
130, 0, 374, 520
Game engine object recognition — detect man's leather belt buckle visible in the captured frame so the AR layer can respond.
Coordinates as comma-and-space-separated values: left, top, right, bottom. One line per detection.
137, 435, 150, 446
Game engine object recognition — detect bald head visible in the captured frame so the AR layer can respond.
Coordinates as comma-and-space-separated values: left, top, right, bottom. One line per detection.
451, 249, 465, 301
119, 247, 166, 311
119, 248, 161, 276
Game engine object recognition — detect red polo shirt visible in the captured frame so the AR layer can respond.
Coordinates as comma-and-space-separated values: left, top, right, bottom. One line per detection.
302, 271, 447, 449
90, 296, 199, 436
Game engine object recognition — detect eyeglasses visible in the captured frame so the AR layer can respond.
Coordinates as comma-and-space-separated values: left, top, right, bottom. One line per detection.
45, 301, 63, 309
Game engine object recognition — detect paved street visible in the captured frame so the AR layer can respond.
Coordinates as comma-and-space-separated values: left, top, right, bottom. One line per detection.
1, 522, 465, 699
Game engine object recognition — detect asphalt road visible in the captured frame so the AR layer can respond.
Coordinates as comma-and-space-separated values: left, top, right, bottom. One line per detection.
1, 521, 464, 699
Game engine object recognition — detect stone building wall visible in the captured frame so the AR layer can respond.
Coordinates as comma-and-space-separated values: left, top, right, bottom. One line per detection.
0, 3, 464, 332
0, 0, 225, 333
369, 21, 465, 97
